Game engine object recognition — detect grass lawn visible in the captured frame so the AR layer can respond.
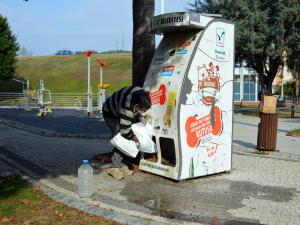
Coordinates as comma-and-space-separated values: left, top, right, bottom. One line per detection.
0, 176, 122, 225
16, 53, 132, 94
290, 128, 300, 132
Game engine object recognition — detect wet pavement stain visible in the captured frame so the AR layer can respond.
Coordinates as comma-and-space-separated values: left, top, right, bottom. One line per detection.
120, 178, 295, 224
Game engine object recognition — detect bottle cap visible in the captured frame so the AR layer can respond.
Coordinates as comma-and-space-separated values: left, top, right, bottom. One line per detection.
82, 160, 89, 164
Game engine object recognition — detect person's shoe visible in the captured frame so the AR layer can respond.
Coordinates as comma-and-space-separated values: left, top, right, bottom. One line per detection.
120, 166, 134, 176
108, 168, 124, 180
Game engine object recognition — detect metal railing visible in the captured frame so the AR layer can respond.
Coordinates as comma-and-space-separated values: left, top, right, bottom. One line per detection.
0, 92, 26, 108
0, 92, 104, 110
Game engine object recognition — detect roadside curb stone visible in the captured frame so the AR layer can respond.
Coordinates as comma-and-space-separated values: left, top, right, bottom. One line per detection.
233, 144, 300, 162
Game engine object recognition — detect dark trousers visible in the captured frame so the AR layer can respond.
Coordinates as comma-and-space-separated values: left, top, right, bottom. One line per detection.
103, 111, 127, 168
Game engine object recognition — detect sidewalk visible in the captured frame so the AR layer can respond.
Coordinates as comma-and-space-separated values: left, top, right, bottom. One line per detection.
0, 109, 300, 225
233, 113, 300, 160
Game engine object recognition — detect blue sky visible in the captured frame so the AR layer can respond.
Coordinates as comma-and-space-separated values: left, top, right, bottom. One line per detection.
0, 0, 194, 55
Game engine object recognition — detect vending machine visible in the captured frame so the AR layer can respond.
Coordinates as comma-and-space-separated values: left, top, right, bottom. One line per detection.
139, 12, 235, 180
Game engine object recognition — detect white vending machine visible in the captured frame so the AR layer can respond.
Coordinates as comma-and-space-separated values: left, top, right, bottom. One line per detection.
140, 12, 235, 180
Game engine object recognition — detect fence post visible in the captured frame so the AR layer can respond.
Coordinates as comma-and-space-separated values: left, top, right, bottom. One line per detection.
24, 80, 30, 110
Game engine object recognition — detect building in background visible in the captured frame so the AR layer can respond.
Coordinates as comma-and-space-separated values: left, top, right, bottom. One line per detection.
55, 49, 73, 56
234, 63, 259, 102
233, 62, 294, 102
273, 64, 293, 95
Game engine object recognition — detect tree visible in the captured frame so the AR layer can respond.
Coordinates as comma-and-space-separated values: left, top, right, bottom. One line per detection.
132, 0, 155, 87
286, 49, 300, 99
19, 46, 32, 56
189, 0, 300, 95
282, 0, 300, 99
0, 15, 19, 80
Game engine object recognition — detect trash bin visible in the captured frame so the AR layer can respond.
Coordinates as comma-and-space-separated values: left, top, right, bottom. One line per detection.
257, 113, 278, 151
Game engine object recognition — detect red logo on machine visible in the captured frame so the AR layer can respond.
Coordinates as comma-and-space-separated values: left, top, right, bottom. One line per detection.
185, 105, 223, 148
148, 84, 166, 105
161, 66, 175, 76
197, 62, 220, 105
180, 41, 192, 47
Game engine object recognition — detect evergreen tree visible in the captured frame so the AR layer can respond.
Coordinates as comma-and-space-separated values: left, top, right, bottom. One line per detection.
188, 0, 300, 95
0, 15, 19, 80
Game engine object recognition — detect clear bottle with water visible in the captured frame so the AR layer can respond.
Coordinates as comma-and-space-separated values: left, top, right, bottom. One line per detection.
78, 160, 93, 197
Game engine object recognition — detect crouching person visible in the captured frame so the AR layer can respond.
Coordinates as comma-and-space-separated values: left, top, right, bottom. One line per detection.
102, 86, 151, 179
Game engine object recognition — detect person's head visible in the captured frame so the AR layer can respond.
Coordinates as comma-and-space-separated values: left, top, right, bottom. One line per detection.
131, 89, 152, 115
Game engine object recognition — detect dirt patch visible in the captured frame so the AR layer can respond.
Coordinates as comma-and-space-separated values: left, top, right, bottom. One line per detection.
286, 131, 300, 137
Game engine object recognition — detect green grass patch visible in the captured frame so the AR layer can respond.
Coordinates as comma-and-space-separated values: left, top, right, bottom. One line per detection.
290, 128, 300, 133
0, 176, 37, 201
252, 151, 270, 155
0, 176, 40, 217
15, 53, 132, 94
0, 176, 123, 225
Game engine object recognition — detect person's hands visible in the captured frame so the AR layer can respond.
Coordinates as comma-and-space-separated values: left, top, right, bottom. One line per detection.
131, 135, 139, 143
131, 135, 140, 148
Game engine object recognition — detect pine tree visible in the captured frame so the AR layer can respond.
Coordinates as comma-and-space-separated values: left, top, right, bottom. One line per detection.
188, 0, 300, 95
0, 15, 19, 80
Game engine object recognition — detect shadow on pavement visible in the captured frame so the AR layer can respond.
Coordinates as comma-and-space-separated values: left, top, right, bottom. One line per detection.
233, 140, 257, 149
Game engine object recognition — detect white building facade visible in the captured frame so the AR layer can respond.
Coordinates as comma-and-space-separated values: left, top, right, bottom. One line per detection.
234, 65, 259, 102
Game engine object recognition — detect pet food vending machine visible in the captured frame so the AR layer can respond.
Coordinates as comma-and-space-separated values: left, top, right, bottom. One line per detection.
139, 12, 235, 180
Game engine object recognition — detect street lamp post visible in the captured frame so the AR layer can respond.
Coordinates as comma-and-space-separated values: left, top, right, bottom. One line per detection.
24, 80, 30, 110
96, 59, 108, 112
280, 65, 284, 101
84, 50, 93, 116
160, 0, 164, 41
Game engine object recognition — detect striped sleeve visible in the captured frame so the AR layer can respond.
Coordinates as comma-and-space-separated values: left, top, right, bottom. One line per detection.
119, 107, 134, 139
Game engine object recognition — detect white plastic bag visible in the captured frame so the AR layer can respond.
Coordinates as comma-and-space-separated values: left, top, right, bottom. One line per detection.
110, 133, 139, 158
110, 122, 156, 157
132, 122, 156, 154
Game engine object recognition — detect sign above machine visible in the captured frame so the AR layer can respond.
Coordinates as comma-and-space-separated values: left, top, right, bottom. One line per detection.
150, 12, 205, 35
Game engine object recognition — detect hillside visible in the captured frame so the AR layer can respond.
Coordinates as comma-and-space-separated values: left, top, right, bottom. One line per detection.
15, 53, 132, 94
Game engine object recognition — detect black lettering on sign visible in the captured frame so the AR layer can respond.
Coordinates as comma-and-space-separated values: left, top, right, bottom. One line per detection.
160, 15, 184, 25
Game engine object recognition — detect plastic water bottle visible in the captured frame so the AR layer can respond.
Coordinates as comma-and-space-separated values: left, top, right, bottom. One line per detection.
78, 160, 93, 197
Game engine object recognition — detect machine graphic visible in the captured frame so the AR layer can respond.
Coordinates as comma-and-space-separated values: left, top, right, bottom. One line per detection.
197, 62, 221, 106
140, 12, 234, 180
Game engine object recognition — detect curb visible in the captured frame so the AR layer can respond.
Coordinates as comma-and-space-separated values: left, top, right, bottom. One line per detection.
233, 146, 300, 162
0, 153, 203, 225
0, 118, 111, 140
